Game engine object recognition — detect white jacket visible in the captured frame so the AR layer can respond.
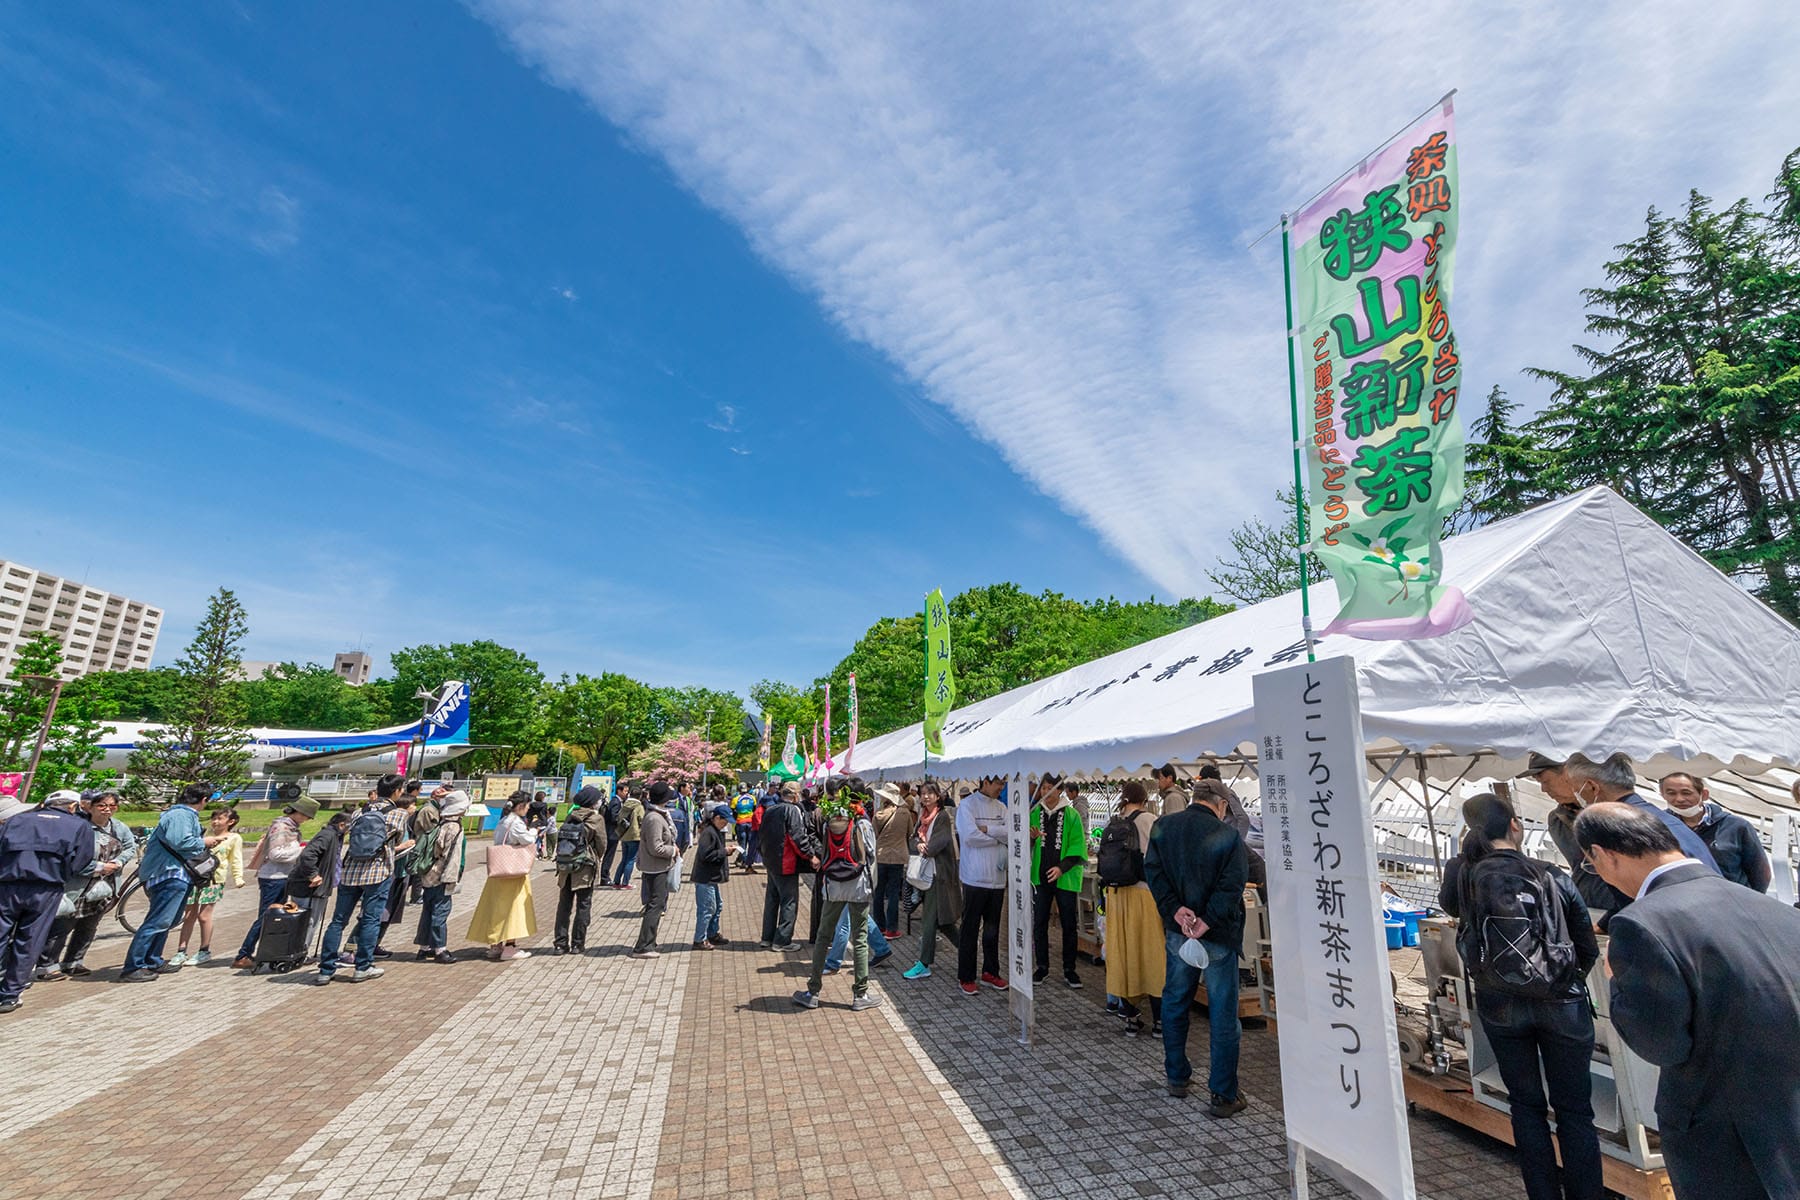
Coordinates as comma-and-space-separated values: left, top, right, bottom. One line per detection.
954, 793, 1007, 888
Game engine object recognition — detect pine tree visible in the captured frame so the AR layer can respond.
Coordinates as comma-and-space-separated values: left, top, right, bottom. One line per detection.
124, 588, 252, 802
1452, 386, 1547, 530
0, 633, 116, 795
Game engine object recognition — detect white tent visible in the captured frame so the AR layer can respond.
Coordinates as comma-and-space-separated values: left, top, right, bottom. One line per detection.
846, 487, 1800, 784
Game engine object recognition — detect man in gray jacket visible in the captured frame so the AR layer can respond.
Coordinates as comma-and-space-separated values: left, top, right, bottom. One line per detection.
630, 782, 682, 959
1577, 802, 1800, 1200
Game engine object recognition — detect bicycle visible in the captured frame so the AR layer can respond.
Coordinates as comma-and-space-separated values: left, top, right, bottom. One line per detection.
110, 830, 153, 934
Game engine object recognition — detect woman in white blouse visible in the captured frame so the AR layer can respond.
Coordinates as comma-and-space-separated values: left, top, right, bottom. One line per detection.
466, 792, 538, 960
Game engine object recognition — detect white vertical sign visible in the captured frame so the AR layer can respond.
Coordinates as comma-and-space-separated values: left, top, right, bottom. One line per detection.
1253, 656, 1415, 1200
1008, 792, 1035, 1030
1772, 810, 1799, 907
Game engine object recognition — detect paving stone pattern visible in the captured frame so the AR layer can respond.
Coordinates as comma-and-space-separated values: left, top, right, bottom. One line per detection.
0, 856, 1579, 1198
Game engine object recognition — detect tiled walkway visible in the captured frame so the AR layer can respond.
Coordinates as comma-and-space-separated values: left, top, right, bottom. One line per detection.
0, 857, 1550, 1199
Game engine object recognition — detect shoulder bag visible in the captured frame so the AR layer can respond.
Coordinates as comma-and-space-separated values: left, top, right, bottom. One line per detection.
157, 825, 219, 888
486, 842, 535, 879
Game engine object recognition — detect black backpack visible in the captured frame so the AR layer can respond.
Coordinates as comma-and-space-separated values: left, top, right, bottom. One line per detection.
1095, 813, 1144, 888
555, 817, 593, 872
1459, 855, 1580, 999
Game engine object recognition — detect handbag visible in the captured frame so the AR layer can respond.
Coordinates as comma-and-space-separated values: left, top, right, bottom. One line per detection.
157, 826, 219, 888
904, 852, 935, 891
667, 856, 683, 894
486, 843, 535, 879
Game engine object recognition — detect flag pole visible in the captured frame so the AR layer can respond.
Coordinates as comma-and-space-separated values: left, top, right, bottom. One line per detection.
1281, 213, 1318, 662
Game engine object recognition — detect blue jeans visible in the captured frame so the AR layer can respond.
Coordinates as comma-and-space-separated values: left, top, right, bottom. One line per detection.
875, 863, 905, 932
124, 875, 192, 972
319, 878, 392, 976
694, 882, 722, 943
1161, 930, 1241, 1099
826, 905, 889, 971
612, 841, 640, 886
415, 883, 453, 951
236, 877, 292, 960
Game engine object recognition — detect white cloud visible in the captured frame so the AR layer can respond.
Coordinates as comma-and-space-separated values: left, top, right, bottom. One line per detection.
554, 285, 579, 301
705, 402, 738, 433
474, 1, 1800, 595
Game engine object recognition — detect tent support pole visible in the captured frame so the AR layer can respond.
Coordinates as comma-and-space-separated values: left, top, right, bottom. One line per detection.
1281, 213, 1317, 662
1416, 754, 1443, 880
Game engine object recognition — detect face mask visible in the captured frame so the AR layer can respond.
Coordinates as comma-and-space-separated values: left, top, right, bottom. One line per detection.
1669, 801, 1705, 819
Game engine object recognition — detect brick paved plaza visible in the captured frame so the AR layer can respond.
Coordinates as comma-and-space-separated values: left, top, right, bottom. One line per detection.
0, 859, 1543, 1200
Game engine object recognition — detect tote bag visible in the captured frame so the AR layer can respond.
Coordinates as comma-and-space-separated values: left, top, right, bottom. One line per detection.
904, 852, 935, 891
486, 843, 535, 879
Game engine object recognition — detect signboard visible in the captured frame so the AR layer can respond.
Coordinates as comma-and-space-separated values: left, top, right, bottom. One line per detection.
1253, 656, 1414, 1200
923, 588, 955, 755
572, 765, 616, 802
1773, 809, 1800, 907
1007, 793, 1035, 1031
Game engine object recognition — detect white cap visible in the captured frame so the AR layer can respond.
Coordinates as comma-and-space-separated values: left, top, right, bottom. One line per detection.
44, 789, 84, 808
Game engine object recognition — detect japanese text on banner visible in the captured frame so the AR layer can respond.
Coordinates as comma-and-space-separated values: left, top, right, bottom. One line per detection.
923, 588, 956, 756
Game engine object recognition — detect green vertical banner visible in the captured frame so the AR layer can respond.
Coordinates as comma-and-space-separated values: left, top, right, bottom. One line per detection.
757, 710, 771, 773
923, 588, 955, 756
1291, 95, 1471, 639
770, 724, 804, 781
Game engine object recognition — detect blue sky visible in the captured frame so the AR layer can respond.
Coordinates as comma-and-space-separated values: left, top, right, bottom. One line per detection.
5, 2, 1797, 697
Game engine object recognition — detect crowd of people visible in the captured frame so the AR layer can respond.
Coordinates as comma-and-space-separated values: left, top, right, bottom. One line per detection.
1, 752, 1796, 1200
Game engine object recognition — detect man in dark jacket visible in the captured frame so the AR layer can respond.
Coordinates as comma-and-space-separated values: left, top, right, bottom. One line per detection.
1523, 752, 1622, 914
553, 787, 609, 955
1659, 772, 1771, 892
691, 804, 732, 949
1577, 802, 1800, 1200
1145, 778, 1249, 1114
759, 781, 818, 950
0, 790, 94, 1012
1564, 753, 1718, 932
287, 810, 351, 954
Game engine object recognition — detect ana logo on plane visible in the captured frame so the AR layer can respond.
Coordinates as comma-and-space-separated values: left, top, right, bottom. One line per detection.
424, 681, 469, 733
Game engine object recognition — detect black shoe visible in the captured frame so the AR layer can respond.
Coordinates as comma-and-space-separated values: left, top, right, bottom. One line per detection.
1208, 1093, 1247, 1119
120, 969, 158, 982
1168, 1079, 1191, 1098
153, 962, 183, 975
414, 949, 432, 962
1064, 973, 1083, 989
1123, 1018, 1143, 1038
759, 940, 774, 949
433, 951, 456, 964
551, 946, 568, 956
709, 934, 731, 946
0, 998, 19, 1013
870, 950, 893, 968
1032, 968, 1049, 984
1240, 1015, 1268, 1030
371, 947, 393, 959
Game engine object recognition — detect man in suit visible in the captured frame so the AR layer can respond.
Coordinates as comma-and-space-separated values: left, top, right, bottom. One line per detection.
1576, 802, 1800, 1200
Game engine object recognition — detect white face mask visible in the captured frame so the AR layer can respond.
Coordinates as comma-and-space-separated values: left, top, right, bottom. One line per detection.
1669, 801, 1705, 819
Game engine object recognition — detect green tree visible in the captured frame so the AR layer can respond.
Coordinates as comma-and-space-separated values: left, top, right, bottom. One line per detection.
545, 672, 656, 771
60, 666, 184, 723
124, 588, 252, 802
388, 640, 546, 771
242, 663, 379, 731
1451, 386, 1550, 531
0, 633, 117, 795
1526, 175, 1800, 618
1206, 486, 1325, 604
749, 680, 818, 757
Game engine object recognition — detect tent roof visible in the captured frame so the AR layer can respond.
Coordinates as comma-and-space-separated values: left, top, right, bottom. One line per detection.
845, 487, 1800, 783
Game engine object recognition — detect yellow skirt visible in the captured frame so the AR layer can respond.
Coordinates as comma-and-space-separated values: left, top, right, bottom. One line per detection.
1104, 883, 1165, 1003
466, 875, 537, 945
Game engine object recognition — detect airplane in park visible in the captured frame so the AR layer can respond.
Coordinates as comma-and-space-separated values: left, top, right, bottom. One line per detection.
94, 680, 475, 780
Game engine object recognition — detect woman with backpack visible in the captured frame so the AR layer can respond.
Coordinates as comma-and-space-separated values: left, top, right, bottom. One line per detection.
901, 781, 960, 980
1100, 781, 1163, 1036
1439, 792, 1603, 1200
468, 792, 538, 962
552, 788, 609, 956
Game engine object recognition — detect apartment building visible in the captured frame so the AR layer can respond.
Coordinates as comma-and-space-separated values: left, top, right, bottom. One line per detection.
0, 560, 163, 680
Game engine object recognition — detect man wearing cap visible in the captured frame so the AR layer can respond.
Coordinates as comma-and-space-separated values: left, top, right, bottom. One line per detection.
36, 790, 137, 979
629, 782, 682, 959
413, 788, 468, 963
233, 796, 319, 970
0, 789, 93, 1013
759, 780, 818, 950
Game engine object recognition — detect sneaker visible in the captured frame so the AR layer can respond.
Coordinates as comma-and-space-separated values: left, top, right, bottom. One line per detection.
1208, 1093, 1248, 1119
691, 941, 714, 951
870, 950, 893, 968
120, 968, 158, 982
1105, 997, 1123, 1016
1064, 973, 1084, 990
371, 947, 393, 960
709, 934, 731, 945
791, 989, 820, 1010
980, 972, 1009, 991
0, 998, 19, 1014
850, 993, 884, 1012
233, 956, 257, 970
312, 973, 334, 986
154, 961, 183, 975
1167, 1079, 1192, 1098
882, 929, 901, 940
499, 947, 532, 962
167, 950, 190, 968
1032, 967, 1049, 984
350, 967, 386, 982
66, 962, 90, 977
902, 962, 931, 980
193, 949, 212, 965
1123, 1018, 1144, 1038
629, 949, 661, 959
959, 980, 979, 996
433, 951, 456, 964
759, 940, 774, 949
